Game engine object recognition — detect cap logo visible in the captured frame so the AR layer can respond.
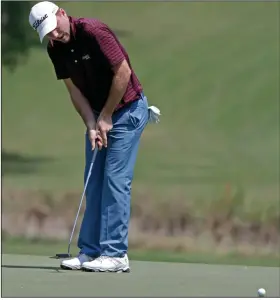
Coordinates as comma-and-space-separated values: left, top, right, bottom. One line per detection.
33, 14, 48, 30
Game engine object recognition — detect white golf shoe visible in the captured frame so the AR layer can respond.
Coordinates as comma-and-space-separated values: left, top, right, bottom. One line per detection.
82, 254, 130, 273
60, 254, 93, 270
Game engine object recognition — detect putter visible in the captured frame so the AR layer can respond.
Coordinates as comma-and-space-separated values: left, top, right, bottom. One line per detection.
52, 146, 99, 259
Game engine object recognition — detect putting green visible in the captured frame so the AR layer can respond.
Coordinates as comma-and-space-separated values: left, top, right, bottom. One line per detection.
1, 254, 279, 297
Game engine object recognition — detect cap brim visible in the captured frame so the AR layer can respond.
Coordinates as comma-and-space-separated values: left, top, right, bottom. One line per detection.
38, 15, 57, 42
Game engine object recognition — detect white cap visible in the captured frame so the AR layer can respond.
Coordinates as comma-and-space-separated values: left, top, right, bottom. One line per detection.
29, 1, 59, 42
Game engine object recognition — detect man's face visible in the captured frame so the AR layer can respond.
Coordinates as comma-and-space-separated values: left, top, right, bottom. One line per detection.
47, 9, 70, 43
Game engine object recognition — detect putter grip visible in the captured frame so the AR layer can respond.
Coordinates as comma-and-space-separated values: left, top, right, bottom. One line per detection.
91, 145, 98, 162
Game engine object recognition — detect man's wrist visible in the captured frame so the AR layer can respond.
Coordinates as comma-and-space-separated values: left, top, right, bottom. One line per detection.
86, 120, 96, 131
100, 105, 114, 118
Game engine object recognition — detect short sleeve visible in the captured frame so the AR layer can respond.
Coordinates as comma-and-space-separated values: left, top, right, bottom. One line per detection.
84, 25, 125, 67
47, 45, 70, 80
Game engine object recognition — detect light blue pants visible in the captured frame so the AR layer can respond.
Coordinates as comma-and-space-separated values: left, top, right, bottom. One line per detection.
77, 93, 149, 257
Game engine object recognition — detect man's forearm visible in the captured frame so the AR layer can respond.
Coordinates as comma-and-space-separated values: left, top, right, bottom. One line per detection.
69, 89, 96, 130
101, 63, 131, 116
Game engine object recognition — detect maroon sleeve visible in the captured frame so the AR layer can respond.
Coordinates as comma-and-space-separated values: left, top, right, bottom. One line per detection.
47, 45, 70, 80
85, 24, 125, 67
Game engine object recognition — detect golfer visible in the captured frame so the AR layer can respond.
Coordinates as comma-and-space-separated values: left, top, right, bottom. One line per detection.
29, 1, 160, 272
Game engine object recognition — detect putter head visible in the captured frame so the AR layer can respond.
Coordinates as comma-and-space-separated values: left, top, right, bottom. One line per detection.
50, 253, 72, 259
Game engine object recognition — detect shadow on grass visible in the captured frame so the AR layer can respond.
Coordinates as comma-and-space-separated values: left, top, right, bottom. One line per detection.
2, 150, 54, 175
1, 265, 61, 272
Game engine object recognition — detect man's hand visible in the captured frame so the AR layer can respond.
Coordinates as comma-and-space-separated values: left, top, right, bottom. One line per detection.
96, 114, 113, 148
89, 129, 103, 150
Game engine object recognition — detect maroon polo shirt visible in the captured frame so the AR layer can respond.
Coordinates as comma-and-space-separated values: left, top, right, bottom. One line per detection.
47, 16, 143, 112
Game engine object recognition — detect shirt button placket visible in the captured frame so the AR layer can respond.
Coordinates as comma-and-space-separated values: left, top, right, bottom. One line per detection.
71, 49, 78, 63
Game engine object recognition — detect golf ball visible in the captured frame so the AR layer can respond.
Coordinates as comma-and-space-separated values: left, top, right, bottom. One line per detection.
258, 288, 266, 297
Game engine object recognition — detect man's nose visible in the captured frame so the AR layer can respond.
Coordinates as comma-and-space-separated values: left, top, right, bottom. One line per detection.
52, 30, 59, 38
48, 29, 59, 39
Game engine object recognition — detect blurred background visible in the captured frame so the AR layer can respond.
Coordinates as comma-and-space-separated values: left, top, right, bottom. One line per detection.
1, 1, 279, 266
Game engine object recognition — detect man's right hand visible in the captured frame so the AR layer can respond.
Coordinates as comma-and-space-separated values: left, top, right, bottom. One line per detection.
89, 129, 103, 150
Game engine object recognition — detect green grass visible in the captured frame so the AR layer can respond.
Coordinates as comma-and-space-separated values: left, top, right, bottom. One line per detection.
2, 253, 279, 297
2, 2, 279, 217
2, 237, 279, 267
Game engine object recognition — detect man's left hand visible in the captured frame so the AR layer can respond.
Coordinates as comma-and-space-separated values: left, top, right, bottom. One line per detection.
96, 114, 113, 148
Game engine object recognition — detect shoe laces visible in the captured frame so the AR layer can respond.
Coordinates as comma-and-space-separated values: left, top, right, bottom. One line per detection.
96, 255, 123, 265
96, 255, 109, 263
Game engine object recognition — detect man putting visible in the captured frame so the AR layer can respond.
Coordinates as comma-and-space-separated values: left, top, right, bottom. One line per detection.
28, 1, 160, 272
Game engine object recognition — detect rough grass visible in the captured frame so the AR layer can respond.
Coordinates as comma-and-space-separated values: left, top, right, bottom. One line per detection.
2, 2, 279, 250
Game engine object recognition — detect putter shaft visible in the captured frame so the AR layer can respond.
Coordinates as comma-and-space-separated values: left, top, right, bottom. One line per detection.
67, 147, 98, 255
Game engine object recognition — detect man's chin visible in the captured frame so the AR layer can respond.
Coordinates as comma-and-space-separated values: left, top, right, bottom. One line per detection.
55, 35, 70, 43
61, 35, 70, 43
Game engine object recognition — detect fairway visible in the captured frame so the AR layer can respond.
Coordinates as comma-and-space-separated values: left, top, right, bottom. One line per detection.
1, 254, 279, 297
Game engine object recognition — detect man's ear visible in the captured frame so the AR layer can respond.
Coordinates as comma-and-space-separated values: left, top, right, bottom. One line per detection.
56, 8, 65, 17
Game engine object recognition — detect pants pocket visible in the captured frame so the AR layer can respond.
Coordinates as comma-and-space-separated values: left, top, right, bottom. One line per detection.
128, 97, 148, 129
